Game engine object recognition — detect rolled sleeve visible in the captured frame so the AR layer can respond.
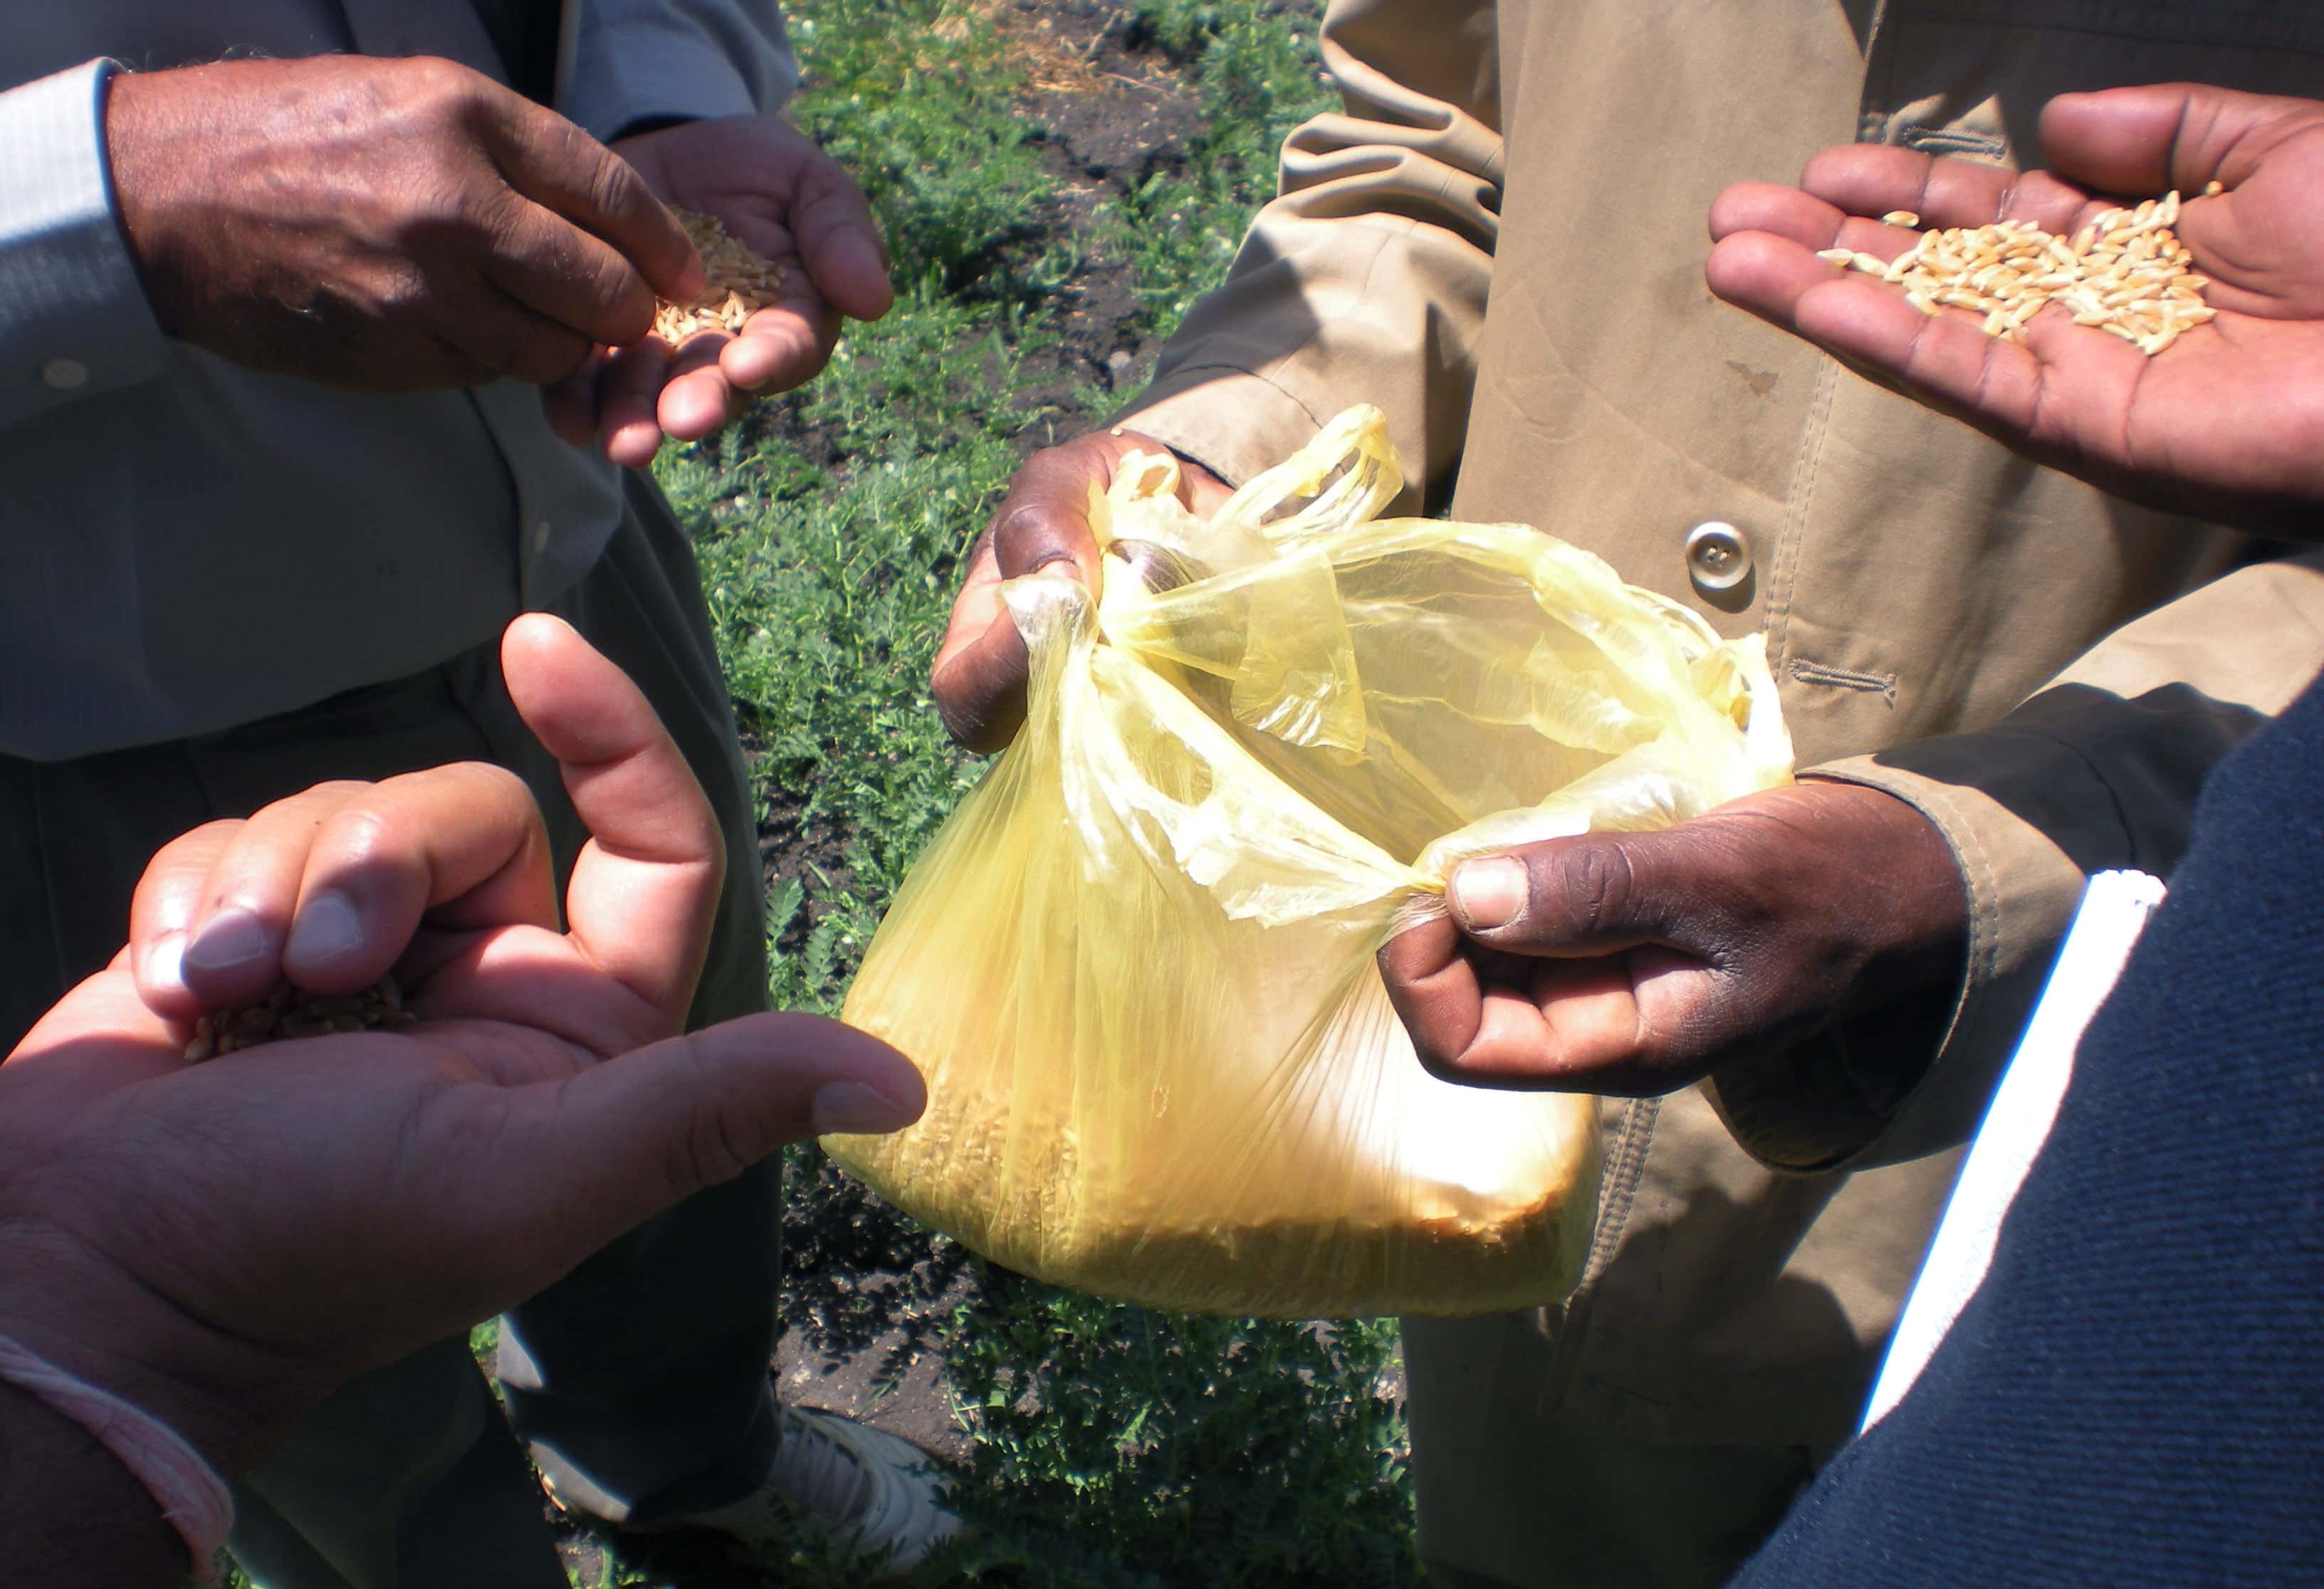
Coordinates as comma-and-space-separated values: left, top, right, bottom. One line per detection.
1110, 0, 1502, 508
562, 1, 798, 142
0, 61, 168, 429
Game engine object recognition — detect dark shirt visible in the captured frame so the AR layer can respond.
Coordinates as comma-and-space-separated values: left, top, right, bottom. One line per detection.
1734, 673, 2324, 1585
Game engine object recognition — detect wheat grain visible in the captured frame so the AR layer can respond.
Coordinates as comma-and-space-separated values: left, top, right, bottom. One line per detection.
1823, 190, 2216, 355
184, 976, 417, 1061
651, 209, 787, 343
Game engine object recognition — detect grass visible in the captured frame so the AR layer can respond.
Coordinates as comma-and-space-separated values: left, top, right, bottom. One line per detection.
209, 5, 1413, 1585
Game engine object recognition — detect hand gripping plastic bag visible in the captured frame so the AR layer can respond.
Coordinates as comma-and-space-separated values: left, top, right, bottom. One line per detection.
826, 407, 1794, 1318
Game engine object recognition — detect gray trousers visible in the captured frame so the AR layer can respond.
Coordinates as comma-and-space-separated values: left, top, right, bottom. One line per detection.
0, 477, 780, 1588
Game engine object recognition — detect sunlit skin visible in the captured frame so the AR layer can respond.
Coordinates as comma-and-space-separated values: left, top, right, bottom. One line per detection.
1706, 84, 2324, 539
545, 117, 897, 467
0, 617, 920, 1493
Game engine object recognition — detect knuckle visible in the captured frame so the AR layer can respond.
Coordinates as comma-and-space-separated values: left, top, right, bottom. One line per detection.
662, 1039, 763, 1195
392, 55, 484, 128
421, 56, 489, 119
315, 804, 402, 874
301, 778, 379, 806
1554, 841, 1638, 932
990, 500, 1083, 576
396, 176, 493, 256
370, 260, 436, 319
585, 144, 647, 220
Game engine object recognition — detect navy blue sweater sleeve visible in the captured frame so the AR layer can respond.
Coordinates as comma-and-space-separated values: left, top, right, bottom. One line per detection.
1734, 673, 2324, 1588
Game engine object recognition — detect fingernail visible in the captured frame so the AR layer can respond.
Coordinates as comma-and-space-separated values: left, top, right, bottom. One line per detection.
183, 907, 271, 975
1450, 857, 1528, 931
144, 930, 187, 995
810, 1080, 918, 1137
284, 891, 365, 970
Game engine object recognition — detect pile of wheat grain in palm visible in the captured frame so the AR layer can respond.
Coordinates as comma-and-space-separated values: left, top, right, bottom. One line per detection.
184, 977, 418, 1061
1820, 182, 2221, 355
653, 209, 787, 342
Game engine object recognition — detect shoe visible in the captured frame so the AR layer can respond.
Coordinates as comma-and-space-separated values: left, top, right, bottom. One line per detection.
674, 1405, 962, 1579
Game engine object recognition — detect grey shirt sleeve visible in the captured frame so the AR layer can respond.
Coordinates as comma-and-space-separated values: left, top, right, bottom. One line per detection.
0, 60, 169, 430
561, 0, 798, 140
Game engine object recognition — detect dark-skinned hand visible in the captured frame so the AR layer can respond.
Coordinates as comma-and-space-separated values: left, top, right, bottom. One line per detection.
1706, 83, 2324, 537
1378, 782, 1967, 1096
105, 56, 701, 389
0, 615, 923, 1491
931, 428, 1234, 751
543, 117, 896, 467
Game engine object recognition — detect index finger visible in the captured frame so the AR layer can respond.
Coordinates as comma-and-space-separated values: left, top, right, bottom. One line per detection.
1789, 145, 2100, 236
1377, 922, 1645, 1091
129, 819, 242, 1017
478, 95, 703, 305
499, 614, 723, 1032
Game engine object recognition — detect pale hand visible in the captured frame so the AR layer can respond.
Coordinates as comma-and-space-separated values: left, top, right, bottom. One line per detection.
0, 616, 921, 1479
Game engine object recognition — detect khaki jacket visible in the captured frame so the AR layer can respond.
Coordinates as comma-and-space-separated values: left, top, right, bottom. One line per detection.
1122, 0, 2324, 1578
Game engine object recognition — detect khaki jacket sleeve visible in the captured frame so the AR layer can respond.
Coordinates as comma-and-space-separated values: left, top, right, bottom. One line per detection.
1117, 0, 1500, 509
1713, 550, 2324, 1174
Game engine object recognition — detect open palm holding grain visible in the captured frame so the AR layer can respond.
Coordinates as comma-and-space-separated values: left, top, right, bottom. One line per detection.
1706, 84, 2324, 538
0, 616, 920, 1479
545, 116, 896, 467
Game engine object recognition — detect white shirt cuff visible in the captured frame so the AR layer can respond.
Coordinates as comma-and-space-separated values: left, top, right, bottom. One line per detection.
0, 60, 169, 428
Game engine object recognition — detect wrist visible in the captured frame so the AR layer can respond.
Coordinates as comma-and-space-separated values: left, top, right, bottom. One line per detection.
100, 66, 192, 338
1799, 775, 1969, 1009
0, 1220, 312, 1479
0, 1377, 193, 1588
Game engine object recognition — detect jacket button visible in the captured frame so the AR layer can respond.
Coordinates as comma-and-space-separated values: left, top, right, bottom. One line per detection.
1685, 521, 1752, 594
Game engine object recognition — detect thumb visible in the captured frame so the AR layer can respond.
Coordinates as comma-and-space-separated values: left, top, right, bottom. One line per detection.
1446, 832, 1704, 956
792, 150, 894, 322
501, 612, 725, 1030
481, 1013, 924, 1274
2038, 83, 2289, 197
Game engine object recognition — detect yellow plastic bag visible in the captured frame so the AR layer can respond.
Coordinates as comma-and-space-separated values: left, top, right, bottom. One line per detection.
827, 407, 1794, 1317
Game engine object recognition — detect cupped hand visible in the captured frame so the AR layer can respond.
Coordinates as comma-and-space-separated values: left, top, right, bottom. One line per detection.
1378, 782, 1967, 1096
1706, 84, 2324, 535
107, 56, 701, 389
543, 117, 896, 466
931, 429, 1234, 751
0, 616, 923, 1477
